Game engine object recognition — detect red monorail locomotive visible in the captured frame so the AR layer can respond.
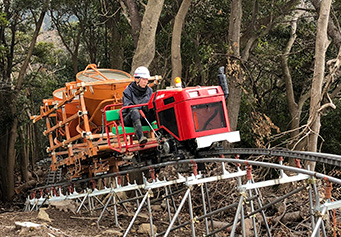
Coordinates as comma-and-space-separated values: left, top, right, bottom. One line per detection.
32, 65, 239, 180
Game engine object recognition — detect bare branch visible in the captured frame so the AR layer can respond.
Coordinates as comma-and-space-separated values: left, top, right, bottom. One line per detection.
119, 0, 131, 25
318, 93, 336, 112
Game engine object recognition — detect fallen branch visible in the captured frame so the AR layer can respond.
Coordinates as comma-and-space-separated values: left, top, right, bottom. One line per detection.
70, 216, 98, 220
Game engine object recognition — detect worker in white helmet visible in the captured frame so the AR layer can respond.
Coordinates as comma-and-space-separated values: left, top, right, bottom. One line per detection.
122, 66, 154, 144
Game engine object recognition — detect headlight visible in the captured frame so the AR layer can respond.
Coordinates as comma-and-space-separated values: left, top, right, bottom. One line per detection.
207, 88, 217, 95
189, 91, 199, 97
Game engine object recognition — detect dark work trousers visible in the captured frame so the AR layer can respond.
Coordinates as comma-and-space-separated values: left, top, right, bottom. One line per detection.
123, 108, 156, 127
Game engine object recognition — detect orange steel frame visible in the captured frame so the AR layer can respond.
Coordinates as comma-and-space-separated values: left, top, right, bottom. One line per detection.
31, 69, 134, 179
32, 64, 162, 179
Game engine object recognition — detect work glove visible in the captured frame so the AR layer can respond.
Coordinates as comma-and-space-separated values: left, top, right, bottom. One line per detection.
142, 105, 149, 113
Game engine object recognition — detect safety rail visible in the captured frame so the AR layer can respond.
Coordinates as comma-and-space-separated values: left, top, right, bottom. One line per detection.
103, 103, 159, 153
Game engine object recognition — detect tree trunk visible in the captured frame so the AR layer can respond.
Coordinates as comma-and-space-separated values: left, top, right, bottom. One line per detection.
31, 123, 40, 170
1, 9, 46, 201
311, 0, 341, 50
108, 11, 124, 69
171, 0, 191, 83
19, 127, 29, 182
280, 1, 309, 161
306, 0, 332, 171
281, 2, 304, 139
71, 53, 79, 75
123, 0, 141, 48
0, 132, 9, 201
131, 0, 164, 73
226, 0, 242, 132
87, 26, 97, 63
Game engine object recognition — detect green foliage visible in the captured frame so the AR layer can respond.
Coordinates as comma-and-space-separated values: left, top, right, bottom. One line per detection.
239, 13, 317, 148
33, 42, 60, 65
12, 0, 42, 11
0, 44, 6, 58
320, 100, 341, 155
174, 0, 230, 86
237, 95, 255, 148
27, 71, 59, 103
0, 13, 9, 27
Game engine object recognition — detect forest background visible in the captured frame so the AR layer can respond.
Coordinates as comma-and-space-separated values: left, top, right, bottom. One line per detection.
0, 0, 341, 202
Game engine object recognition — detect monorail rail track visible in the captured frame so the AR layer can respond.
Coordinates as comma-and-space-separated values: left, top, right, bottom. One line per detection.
25, 148, 341, 236
28, 148, 341, 191
199, 147, 341, 167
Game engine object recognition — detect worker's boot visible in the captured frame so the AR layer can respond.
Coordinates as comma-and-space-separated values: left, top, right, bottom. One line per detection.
133, 120, 147, 145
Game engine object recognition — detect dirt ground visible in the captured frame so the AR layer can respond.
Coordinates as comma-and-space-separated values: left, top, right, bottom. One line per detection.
0, 207, 118, 237
0, 208, 100, 237
0, 201, 211, 237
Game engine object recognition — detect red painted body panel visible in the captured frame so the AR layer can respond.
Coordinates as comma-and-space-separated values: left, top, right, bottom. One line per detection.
148, 86, 231, 141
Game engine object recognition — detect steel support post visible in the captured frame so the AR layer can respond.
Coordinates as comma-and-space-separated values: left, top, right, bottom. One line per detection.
124, 189, 151, 237
205, 181, 215, 235
88, 195, 94, 214
147, 193, 154, 237
113, 192, 129, 213
311, 176, 321, 205
165, 186, 172, 223
93, 195, 105, 209
200, 184, 209, 235
30, 201, 37, 212
168, 186, 181, 225
237, 177, 246, 237
308, 181, 316, 230
24, 199, 29, 211
164, 188, 191, 237
240, 198, 246, 237
311, 206, 327, 237
77, 193, 89, 213
230, 195, 244, 237
248, 188, 258, 237
135, 189, 140, 208
312, 178, 321, 237
97, 192, 114, 225
320, 219, 327, 237
113, 194, 118, 227
188, 189, 195, 237
278, 157, 285, 178
251, 179, 271, 237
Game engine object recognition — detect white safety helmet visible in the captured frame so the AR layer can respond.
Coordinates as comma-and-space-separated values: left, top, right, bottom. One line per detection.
134, 66, 150, 79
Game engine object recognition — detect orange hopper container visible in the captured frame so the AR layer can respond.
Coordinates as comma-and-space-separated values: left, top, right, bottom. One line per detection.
76, 64, 133, 127
53, 83, 80, 137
